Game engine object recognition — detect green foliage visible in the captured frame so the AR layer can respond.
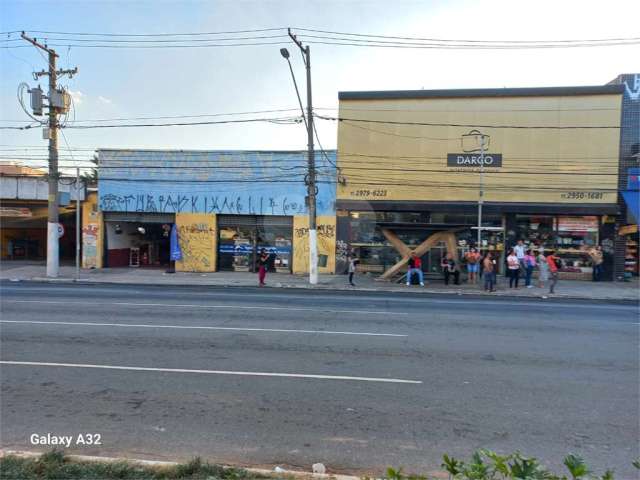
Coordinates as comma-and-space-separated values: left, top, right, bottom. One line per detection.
0, 451, 260, 480
391, 450, 627, 480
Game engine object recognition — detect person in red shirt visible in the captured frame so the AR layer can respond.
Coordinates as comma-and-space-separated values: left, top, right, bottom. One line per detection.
546, 250, 562, 294
406, 252, 424, 286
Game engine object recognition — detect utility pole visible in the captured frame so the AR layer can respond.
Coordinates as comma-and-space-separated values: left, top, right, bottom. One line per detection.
76, 167, 81, 280
21, 32, 77, 278
462, 130, 490, 250
287, 29, 318, 284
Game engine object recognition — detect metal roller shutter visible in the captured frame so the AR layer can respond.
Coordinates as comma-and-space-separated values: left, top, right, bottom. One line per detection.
218, 215, 292, 227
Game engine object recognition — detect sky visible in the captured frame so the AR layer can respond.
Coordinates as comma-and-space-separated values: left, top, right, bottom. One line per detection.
1, 0, 639, 167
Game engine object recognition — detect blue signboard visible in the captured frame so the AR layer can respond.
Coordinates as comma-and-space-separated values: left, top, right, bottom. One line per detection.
98, 150, 337, 216
219, 244, 292, 255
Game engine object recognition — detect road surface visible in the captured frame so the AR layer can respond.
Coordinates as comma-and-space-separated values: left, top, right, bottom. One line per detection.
1, 281, 638, 476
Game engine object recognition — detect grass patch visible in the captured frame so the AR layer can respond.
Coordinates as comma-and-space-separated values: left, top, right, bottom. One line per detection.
0, 451, 267, 480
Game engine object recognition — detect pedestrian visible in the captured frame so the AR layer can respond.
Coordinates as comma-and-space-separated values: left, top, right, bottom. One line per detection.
589, 245, 604, 282
483, 251, 496, 292
347, 254, 358, 286
537, 249, 549, 288
464, 247, 481, 284
514, 239, 526, 270
257, 248, 270, 287
523, 249, 537, 288
441, 252, 460, 286
506, 248, 520, 289
547, 250, 562, 294
406, 252, 425, 286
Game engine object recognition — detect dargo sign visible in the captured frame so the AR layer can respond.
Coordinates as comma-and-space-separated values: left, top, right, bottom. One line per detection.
447, 153, 502, 167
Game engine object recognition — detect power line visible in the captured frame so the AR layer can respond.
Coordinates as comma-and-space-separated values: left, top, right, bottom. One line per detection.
316, 114, 621, 129
17, 28, 287, 37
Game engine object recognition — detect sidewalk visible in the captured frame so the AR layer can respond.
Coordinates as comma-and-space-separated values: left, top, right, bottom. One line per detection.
1, 261, 638, 302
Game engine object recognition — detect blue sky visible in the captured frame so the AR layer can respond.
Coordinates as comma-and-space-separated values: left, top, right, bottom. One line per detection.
1, 0, 639, 166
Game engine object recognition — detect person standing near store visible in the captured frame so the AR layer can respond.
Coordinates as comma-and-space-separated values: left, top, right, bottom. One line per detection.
257, 248, 270, 287
347, 254, 358, 286
537, 250, 549, 289
406, 252, 425, 286
514, 239, 526, 270
483, 251, 496, 292
507, 248, 520, 289
523, 249, 537, 288
464, 247, 481, 284
547, 250, 562, 294
589, 245, 604, 282
441, 252, 460, 286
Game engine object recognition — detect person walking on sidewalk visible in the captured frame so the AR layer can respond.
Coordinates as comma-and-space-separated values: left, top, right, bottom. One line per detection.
507, 248, 520, 289
441, 252, 460, 286
464, 247, 481, 284
524, 249, 537, 288
547, 250, 562, 294
483, 251, 496, 292
537, 250, 549, 289
257, 248, 270, 287
347, 254, 358, 286
406, 252, 425, 286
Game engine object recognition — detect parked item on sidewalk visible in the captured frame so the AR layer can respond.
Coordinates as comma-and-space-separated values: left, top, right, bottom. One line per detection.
406, 252, 424, 286
537, 251, 549, 288
441, 252, 460, 285
483, 251, 497, 292
507, 248, 520, 289
464, 247, 481, 284
347, 254, 358, 286
257, 249, 270, 286
524, 249, 537, 288
588, 245, 604, 282
547, 250, 562, 294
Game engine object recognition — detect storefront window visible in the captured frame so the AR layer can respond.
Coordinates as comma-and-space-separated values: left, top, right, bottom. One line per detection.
556, 216, 599, 249
515, 215, 555, 247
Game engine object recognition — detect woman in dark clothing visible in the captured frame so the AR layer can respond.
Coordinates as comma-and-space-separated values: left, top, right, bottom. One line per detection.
257, 248, 270, 286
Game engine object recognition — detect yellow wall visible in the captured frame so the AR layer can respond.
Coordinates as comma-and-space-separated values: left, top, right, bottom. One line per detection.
337, 94, 621, 204
175, 213, 217, 272
82, 192, 103, 268
292, 215, 336, 274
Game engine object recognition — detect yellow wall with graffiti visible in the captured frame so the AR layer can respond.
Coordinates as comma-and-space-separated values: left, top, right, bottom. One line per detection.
82, 192, 103, 269
292, 215, 336, 274
337, 93, 621, 204
175, 213, 217, 272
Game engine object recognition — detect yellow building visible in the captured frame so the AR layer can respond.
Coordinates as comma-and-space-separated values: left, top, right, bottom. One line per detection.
335, 84, 625, 280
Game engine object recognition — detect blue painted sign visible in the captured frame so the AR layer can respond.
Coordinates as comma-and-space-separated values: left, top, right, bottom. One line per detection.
98, 150, 337, 216
219, 244, 292, 255
169, 224, 182, 261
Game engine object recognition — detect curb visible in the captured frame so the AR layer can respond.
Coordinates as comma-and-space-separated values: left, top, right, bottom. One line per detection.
4, 276, 638, 304
0, 449, 364, 480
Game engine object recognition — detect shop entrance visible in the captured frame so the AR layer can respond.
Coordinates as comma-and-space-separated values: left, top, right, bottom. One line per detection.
103, 213, 175, 268
218, 215, 292, 273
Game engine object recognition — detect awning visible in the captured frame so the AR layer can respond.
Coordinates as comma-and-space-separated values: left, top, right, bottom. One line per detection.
622, 191, 639, 224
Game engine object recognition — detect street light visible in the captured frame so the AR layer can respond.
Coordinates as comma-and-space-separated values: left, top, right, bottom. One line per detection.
280, 32, 318, 285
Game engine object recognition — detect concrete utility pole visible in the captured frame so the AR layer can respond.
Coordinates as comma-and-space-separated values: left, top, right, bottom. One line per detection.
21, 32, 77, 278
76, 167, 81, 280
462, 130, 490, 249
287, 29, 318, 284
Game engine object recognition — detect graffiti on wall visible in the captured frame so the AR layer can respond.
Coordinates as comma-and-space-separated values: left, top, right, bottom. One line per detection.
99, 192, 333, 216
292, 216, 336, 274
98, 150, 337, 216
82, 224, 98, 268
175, 213, 216, 273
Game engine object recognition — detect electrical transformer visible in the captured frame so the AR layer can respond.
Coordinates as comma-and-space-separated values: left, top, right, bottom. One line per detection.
29, 86, 44, 116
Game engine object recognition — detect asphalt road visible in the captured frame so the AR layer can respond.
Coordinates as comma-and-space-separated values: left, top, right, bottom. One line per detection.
1, 281, 638, 477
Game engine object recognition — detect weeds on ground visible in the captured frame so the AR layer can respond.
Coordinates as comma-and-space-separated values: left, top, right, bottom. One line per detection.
0, 451, 261, 480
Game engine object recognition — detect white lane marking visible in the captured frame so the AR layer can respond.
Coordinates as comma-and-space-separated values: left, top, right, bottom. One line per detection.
2, 299, 405, 316
0, 320, 406, 337
0, 361, 422, 384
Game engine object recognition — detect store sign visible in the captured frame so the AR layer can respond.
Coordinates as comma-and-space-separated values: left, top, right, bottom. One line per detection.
0, 207, 32, 218
558, 216, 598, 232
447, 153, 502, 167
